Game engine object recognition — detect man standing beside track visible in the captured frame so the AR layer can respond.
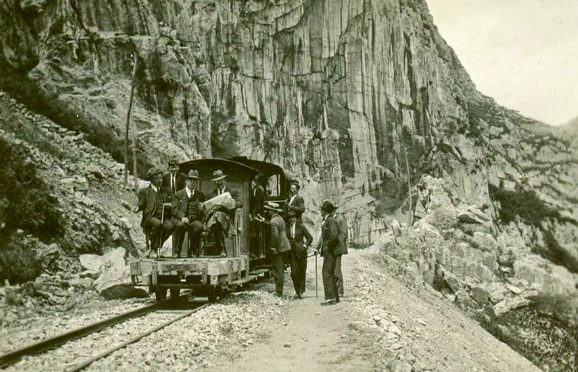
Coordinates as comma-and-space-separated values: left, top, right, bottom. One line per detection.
172, 170, 206, 257
265, 202, 290, 297
286, 211, 313, 299
318, 201, 340, 305
134, 167, 174, 258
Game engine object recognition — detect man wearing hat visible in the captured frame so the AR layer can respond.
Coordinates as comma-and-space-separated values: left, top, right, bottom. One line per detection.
286, 210, 313, 299
162, 159, 182, 196
206, 169, 243, 257
318, 200, 340, 305
134, 167, 175, 258
171, 169, 206, 257
265, 202, 291, 297
287, 181, 305, 220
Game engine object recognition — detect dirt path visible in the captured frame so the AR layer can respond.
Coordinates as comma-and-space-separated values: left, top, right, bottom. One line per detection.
206, 245, 542, 372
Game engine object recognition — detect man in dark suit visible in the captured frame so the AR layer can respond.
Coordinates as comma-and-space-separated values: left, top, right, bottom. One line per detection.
286, 211, 313, 299
318, 201, 340, 305
134, 167, 174, 258
206, 169, 243, 257
287, 181, 305, 220
162, 159, 182, 197
265, 202, 291, 297
333, 206, 349, 297
249, 173, 266, 258
172, 170, 206, 257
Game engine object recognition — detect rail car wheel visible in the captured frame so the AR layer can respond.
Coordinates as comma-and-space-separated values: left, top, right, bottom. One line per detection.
207, 286, 218, 303
155, 287, 168, 301
170, 288, 181, 299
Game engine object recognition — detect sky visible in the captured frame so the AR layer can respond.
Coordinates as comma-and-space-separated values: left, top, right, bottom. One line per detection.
426, 0, 578, 126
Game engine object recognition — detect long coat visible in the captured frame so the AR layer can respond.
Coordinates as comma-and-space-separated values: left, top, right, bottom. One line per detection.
320, 215, 339, 257
286, 221, 313, 259
172, 188, 206, 221
137, 185, 171, 228
269, 213, 291, 254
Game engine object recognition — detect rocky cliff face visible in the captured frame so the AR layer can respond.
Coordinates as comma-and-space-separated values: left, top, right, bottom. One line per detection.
1, 1, 577, 288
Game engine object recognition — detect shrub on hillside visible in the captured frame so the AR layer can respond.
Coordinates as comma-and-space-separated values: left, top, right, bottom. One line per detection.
0, 137, 63, 241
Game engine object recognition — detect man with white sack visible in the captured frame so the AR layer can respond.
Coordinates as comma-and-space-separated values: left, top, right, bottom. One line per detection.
204, 170, 244, 257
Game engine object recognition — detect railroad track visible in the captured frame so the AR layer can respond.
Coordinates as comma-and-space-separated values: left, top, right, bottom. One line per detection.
0, 296, 209, 371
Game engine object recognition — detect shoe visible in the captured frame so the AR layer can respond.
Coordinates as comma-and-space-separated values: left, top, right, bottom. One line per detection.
321, 299, 337, 306
293, 293, 302, 299
148, 251, 158, 259
220, 252, 227, 258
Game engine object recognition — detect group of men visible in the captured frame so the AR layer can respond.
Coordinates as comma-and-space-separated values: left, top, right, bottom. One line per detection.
134, 160, 241, 258
264, 182, 348, 306
134, 159, 348, 306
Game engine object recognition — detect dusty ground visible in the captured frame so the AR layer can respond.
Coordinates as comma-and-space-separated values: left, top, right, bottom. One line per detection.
207, 245, 542, 372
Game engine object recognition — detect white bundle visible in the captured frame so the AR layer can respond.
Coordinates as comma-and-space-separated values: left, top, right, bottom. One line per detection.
203, 192, 236, 211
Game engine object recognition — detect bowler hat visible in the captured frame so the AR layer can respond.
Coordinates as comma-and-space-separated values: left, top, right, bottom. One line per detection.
185, 169, 200, 180
211, 169, 227, 182
147, 167, 165, 179
320, 200, 336, 213
264, 202, 282, 212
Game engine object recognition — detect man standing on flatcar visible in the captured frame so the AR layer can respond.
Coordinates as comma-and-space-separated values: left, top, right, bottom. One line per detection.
287, 181, 305, 220
172, 170, 206, 257
286, 211, 313, 299
249, 173, 266, 258
162, 159, 182, 197
318, 201, 340, 305
265, 202, 291, 297
134, 167, 174, 258
206, 169, 243, 257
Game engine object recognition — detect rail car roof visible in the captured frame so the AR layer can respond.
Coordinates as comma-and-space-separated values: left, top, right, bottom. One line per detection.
178, 158, 259, 178
229, 156, 288, 179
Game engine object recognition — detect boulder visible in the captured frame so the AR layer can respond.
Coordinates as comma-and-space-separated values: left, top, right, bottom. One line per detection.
100, 284, 149, 299
93, 248, 131, 293
69, 277, 94, 289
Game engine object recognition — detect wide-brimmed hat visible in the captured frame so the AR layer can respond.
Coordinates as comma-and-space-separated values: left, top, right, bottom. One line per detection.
264, 202, 282, 213
185, 169, 200, 180
211, 169, 227, 182
147, 167, 165, 179
320, 200, 336, 213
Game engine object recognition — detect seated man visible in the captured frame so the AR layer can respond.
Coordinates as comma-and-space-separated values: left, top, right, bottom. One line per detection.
172, 170, 206, 257
205, 169, 243, 257
134, 167, 174, 258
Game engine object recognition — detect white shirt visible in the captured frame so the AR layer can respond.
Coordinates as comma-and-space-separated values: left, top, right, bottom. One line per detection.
151, 184, 158, 192
186, 187, 193, 199
291, 223, 296, 239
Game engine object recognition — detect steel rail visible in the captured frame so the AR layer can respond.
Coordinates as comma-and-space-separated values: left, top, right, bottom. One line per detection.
0, 302, 164, 368
66, 303, 210, 372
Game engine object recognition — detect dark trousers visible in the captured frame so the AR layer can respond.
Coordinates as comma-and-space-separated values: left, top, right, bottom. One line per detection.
271, 253, 284, 295
290, 251, 307, 295
322, 253, 340, 302
144, 217, 174, 250
173, 219, 204, 257
335, 255, 343, 295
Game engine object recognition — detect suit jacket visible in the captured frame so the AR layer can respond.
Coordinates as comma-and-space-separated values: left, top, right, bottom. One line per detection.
287, 193, 305, 219
172, 187, 206, 221
320, 215, 339, 257
286, 221, 313, 259
162, 172, 184, 196
209, 187, 244, 209
334, 213, 348, 255
269, 213, 290, 254
137, 185, 171, 228
250, 184, 265, 217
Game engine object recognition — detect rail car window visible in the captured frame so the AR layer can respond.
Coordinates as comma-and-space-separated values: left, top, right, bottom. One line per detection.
266, 174, 280, 197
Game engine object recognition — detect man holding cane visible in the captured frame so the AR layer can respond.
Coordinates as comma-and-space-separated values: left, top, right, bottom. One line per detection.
134, 167, 174, 258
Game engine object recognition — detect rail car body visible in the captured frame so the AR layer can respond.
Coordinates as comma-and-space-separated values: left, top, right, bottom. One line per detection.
130, 157, 290, 301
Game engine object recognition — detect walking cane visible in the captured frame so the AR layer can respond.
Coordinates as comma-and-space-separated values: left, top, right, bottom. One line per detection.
158, 204, 165, 257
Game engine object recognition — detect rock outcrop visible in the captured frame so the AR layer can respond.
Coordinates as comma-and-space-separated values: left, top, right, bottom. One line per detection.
1, 0, 577, 308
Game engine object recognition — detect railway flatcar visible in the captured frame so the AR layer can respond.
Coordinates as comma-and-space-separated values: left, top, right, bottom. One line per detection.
129, 157, 290, 301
